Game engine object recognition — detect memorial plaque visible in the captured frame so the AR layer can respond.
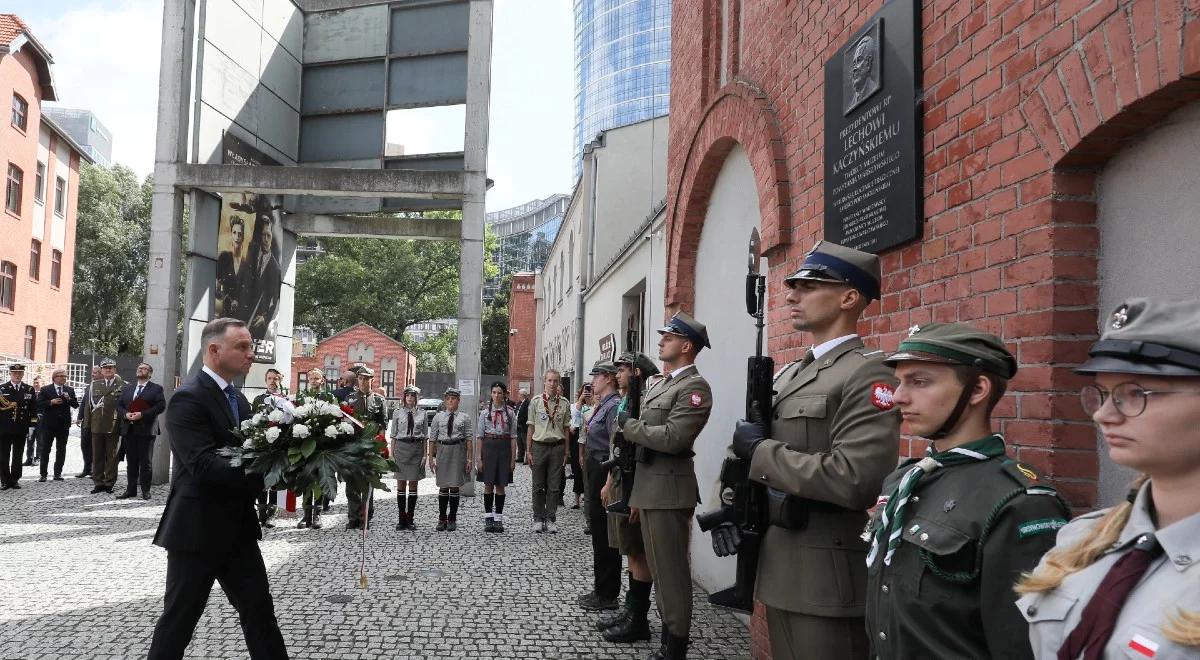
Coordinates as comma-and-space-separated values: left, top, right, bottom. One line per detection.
823, 0, 922, 253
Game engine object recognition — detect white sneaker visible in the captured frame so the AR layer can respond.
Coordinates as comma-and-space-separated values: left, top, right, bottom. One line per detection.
547, 519, 558, 534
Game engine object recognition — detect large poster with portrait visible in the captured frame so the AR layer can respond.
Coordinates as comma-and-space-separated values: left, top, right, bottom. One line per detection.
216, 193, 284, 363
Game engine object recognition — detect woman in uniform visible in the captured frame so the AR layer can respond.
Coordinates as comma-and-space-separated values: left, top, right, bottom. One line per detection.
476, 382, 517, 532
1017, 298, 1200, 659
427, 387, 473, 531
390, 385, 426, 531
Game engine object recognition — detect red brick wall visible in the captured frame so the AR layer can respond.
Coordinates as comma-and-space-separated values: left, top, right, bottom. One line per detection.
666, 2, 1200, 656
289, 323, 414, 396
507, 273, 537, 396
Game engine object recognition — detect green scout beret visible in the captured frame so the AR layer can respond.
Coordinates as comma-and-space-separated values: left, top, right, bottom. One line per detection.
589, 360, 618, 375
784, 240, 882, 301
615, 351, 660, 377
885, 323, 1017, 379
1077, 298, 1200, 376
657, 311, 711, 350
356, 366, 375, 378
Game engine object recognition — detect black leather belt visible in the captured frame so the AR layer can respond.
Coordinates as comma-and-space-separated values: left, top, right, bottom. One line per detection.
438, 439, 466, 446
395, 437, 423, 443
534, 439, 564, 447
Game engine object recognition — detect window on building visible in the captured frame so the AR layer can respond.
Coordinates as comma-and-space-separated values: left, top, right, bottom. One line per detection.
29, 239, 40, 281
6, 164, 22, 214
297, 371, 308, 393
11, 94, 27, 131
50, 249, 62, 288
54, 177, 66, 216
23, 326, 35, 360
382, 369, 395, 398
46, 329, 56, 363
34, 162, 45, 203
0, 261, 14, 311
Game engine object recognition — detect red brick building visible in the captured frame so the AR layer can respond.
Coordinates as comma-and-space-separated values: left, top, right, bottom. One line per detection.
0, 15, 89, 362
507, 272, 537, 396
665, 3, 1200, 655
290, 322, 417, 397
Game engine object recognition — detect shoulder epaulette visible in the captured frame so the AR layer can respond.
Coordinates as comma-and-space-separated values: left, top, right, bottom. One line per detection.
999, 458, 1049, 489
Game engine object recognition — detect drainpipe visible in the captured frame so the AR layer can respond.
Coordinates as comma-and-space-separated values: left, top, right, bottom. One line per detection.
576, 136, 602, 384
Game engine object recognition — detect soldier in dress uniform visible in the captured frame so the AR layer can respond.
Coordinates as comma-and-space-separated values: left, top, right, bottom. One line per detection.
0, 364, 37, 490
723, 240, 900, 659
389, 384, 427, 531
1018, 298, 1200, 660
345, 367, 387, 530
862, 323, 1071, 659
84, 358, 125, 494
427, 387, 473, 531
297, 368, 337, 529
617, 312, 713, 660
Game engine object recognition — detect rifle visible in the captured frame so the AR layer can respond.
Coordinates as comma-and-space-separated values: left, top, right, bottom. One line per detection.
696, 227, 773, 614
601, 371, 642, 516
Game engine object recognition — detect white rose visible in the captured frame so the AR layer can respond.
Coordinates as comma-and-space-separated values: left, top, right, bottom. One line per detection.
240, 419, 255, 430
338, 422, 355, 435
293, 404, 310, 419
242, 439, 254, 449
252, 413, 264, 425
292, 424, 310, 439
264, 427, 281, 443
324, 425, 339, 438
268, 409, 285, 423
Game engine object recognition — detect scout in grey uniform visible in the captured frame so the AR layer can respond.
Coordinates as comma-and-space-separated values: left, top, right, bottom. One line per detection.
863, 324, 1070, 659
476, 381, 518, 532
428, 387, 473, 531
345, 367, 387, 530
725, 241, 899, 660
389, 384, 426, 531
619, 312, 714, 660
1018, 298, 1200, 660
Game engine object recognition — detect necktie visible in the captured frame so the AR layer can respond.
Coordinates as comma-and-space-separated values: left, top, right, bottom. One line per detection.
224, 385, 240, 425
1057, 534, 1163, 660
406, 410, 415, 436
134, 384, 144, 399
800, 349, 817, 369
447, 412, 456, 438
56, 386, 62, 397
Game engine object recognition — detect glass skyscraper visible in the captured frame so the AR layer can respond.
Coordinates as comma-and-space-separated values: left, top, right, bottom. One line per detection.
486, 195, 570, 302
574, 0, 671, 178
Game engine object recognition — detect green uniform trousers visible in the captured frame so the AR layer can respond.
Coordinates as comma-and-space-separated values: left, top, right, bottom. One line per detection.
765, 606, 868, 660
640, 507, 693, 637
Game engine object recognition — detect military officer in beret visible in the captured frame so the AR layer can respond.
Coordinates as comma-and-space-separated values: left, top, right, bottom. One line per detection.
617, 312, 713, 660
1018, 298, 1200, 659
345, 367, 387, 530
84, 358, 125, 494
862, 323, 1071, 659
0, 364, 37, 489
724, 241, 900, 659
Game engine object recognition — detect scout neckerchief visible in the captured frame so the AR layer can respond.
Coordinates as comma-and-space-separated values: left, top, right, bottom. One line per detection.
541, 392, 562, 431
866, 434, 1007, 567
488, 402, 511, 432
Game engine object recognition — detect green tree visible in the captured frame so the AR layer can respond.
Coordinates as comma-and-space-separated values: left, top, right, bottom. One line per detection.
406, 327, 457, 372
480, 273, 511, 375
71, 163, 154, 356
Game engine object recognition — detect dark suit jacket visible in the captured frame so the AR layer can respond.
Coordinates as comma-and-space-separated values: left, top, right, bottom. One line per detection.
152, 371, 263, 554
240, 247, 281, 336
116, 381, 166, 436
37, 384, 79, 427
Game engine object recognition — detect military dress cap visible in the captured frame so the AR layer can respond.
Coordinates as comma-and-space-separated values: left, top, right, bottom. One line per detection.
99, 358, 116, 368
784, 240, 882, 301
615, 350, 661, 377
356, 366, 375, 378
1077, 298, 1200, 376
8, 363, 25, 372
589, 360, 618, 375
885, 323, 1017, 379
349, 364, 366, 375
402, 384, 421, 395
657, 311, 712, 349
443, 387, 461, 397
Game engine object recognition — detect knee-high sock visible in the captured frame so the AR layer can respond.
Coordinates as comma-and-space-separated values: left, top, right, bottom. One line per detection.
483, 492, 494, 516
406, 493, 418, 517
438, 488, 449, 519
449, 488, 460, 519
495, 493, 506, 515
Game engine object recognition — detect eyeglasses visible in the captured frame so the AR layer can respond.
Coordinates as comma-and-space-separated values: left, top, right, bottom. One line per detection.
1080, 382, 1200, 418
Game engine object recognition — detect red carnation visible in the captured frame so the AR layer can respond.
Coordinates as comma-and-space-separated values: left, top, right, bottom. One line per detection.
341, 404, 355, 416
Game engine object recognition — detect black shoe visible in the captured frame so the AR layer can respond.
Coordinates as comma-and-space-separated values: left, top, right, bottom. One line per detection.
483, 518, 495, 532
141, 488, 151, 500
104, 486, 113, 493
0, 483, 8, 490
596, 607, 632, 632
647, 631, 688, 660
311, 513, 323, 529
53, 474, 63, 481
435, 519, 447, 532
570, 502, 581, 509
299, 519, 311, 529
38, 475, 46, 482
603, 615, 651, 643
115, 490, 136, 499
495, 520, 505, 533
447, 519, 457, 532
75, 471, 90, 479
577, 591, 619, 611
584, 525, 592, 536
23, 460, 33, 467
347, 520, 362, 530
9, 482, 20, 489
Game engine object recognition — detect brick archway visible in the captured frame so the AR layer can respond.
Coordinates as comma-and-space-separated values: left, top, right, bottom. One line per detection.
665, 82, 791, 310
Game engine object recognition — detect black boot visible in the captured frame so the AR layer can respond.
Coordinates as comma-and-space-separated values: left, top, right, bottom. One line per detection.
596, 606, 631, 631
141, 486, 151, 500
648, 631, 687, 660
115, 490, 137, 499
298, 508, 312, 529
311, 509, 323, 529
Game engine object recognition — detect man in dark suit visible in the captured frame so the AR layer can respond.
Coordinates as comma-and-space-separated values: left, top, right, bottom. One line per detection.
240, 216, 281, 340
115, 362, 166, 500
74, 366, 100, 479
148, 317, 288, 660
331, 368, 357, 403
37, 369, 79, 481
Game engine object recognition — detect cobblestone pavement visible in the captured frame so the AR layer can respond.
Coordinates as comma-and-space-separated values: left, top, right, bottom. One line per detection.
0, 435, 750, 659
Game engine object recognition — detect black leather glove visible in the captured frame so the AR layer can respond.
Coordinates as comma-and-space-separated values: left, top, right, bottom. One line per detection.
711, 522, 742, 557
731, 419, 766, 461
617, 409, 629, 428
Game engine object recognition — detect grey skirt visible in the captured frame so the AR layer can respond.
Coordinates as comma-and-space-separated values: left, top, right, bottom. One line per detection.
434, 440, 468, 488
480, 435, 514, 486
392, 438, 425, 481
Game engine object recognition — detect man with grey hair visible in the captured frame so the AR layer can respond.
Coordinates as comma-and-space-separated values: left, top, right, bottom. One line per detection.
148, 318, 288, 660
37, 369, 78, 481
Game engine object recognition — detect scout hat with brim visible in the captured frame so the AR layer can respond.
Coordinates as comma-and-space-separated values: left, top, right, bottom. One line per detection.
615, 351, 660, 377
1077, 298, 1200, 377
589, 360, 618, 375
784, 240, 882, 301
885, 323, 1017, 378
657, 311, 711, 350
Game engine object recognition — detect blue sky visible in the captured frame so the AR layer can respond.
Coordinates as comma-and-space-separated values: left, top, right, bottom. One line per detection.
8, 0, 575, 212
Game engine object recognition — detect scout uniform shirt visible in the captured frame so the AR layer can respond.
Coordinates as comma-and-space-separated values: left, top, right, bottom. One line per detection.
1019, 481, 1200, 660
528, 394, 570, 443
864, 437, 1071, 659
428, 409, 473, 444
622, 364, 712, 510
389, 403, 428, 440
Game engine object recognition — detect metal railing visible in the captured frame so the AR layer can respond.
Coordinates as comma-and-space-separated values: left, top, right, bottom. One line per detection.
0, 354, 91, 390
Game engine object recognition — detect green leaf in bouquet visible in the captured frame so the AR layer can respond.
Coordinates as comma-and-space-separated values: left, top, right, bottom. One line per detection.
287, 446, 303, 465
300, 437, 317, 458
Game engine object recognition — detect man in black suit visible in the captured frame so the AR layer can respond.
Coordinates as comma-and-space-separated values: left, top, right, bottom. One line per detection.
240, 216, 281, 340
74, 366, 100, 479
37, 369, 79, 481
115, 362, 166, 500
148, 318, 288, 660
331, 368, 357, 403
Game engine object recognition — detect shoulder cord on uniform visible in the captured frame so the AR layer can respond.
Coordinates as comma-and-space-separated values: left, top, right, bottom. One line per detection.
919, 486, 1072, 584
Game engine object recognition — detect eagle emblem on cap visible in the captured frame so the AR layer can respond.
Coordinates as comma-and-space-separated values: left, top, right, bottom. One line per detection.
907, 325, 921, 337
1111, 305, 1130, 329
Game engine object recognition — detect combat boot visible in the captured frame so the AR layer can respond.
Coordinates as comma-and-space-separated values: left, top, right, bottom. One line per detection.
647, 631, 687, 660
595, 605, 631, 631
602, 611, 650, 643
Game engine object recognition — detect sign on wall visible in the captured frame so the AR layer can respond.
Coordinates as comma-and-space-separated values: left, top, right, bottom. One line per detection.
599, 333, 616, 362
822, 0, 922, 253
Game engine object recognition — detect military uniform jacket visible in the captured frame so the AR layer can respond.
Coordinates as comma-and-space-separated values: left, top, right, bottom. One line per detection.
1018, 481, 1200, 660
84, 377, 125, 434
345, 389, 387, 428
0, 381, 36, 435
622, 364, 712, 510
748, 338, 900, 616
864, 455, 1071, 659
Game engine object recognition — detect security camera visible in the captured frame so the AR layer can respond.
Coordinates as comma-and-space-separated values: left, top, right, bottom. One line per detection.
509, 328, 519, 336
